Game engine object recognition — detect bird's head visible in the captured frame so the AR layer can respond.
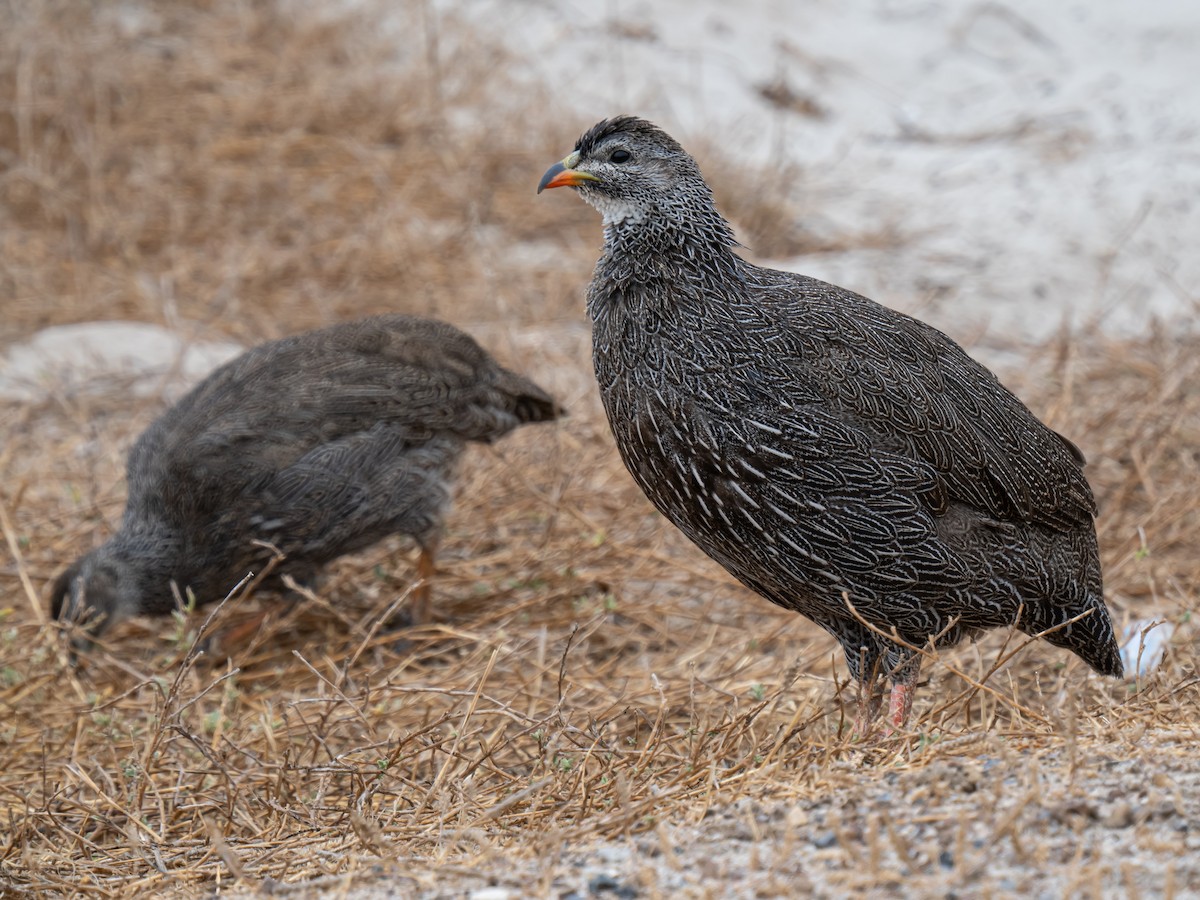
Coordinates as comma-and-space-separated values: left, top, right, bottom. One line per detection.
50, 550, 143, 647
537, 116, 714, 230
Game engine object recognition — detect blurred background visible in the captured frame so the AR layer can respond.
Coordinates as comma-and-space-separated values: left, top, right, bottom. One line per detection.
1, 1, 1198, 893
1, 0, 1195, 378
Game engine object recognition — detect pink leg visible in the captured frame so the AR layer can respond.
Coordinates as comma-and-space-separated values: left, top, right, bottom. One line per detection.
886, 665, 920, 731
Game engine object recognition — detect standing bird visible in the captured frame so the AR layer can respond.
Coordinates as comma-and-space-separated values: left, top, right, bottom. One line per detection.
52, 315, 561, 644
538, 116, 1122, 730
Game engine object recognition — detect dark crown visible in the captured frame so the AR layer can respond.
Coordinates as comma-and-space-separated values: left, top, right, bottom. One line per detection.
575, 116, 684, 158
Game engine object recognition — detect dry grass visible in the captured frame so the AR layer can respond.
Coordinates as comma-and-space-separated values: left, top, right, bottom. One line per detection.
1, 2, 1198, 897
0, 0, 587, 346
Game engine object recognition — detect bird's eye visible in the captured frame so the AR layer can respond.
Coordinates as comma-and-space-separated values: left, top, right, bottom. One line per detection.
610, 149, 631, 163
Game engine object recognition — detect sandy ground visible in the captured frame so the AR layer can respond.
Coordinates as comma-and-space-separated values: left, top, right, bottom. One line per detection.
260, 739, 1200, 898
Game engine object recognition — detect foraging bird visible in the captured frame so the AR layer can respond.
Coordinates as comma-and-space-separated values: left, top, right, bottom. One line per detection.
52, 315, 561, 643
538, 116, 1122, 730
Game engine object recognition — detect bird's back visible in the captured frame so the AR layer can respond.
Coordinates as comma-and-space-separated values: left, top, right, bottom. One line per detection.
112, 315, 559, 600
126, 315, 558, 522
744, 267, 1096, 529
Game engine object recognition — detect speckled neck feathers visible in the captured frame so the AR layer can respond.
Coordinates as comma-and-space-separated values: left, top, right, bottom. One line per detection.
567, 116, 743, 317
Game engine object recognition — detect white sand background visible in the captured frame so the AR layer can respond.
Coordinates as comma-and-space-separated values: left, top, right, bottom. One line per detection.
465, 0, 1198, 345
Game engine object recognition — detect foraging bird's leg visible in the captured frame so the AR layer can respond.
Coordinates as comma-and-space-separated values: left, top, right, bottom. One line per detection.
886, 660, 921, 732
410, 537, 439, 626
213, 609, 271, 649
211, 561, 319, 650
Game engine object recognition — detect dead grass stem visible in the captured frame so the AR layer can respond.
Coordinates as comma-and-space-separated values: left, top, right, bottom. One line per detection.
1, 1, 1197, 897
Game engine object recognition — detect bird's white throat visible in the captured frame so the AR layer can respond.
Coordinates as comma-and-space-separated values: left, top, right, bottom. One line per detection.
584, 193, 647, 228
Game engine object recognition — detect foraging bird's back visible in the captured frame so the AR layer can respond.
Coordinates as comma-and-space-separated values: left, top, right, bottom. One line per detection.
539, 116, 1121, 729
52, 315, 561, 640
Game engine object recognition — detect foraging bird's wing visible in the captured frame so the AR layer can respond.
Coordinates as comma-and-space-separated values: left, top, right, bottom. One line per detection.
125, 316, 558, 522
246, 425, 458, 560
748, 273, 1096, 530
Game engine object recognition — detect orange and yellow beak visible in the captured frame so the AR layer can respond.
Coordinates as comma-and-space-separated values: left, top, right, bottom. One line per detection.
537, 152, 601, 193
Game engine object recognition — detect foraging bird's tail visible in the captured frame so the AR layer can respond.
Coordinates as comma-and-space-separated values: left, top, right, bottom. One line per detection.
513, 390, 564, 424
499, 370, 565, 425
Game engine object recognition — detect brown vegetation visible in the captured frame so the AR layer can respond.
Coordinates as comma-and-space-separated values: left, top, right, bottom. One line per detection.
1, 1, 1196, 896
